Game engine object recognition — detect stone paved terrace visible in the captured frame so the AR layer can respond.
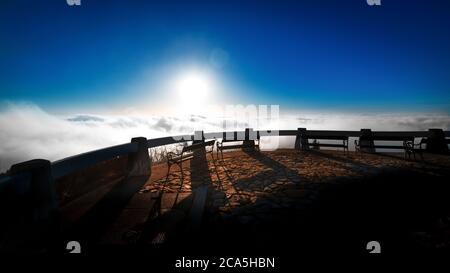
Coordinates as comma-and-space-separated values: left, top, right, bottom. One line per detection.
55, 149, 450, 254
132, 149, 450, 252
143, 149, 450, 211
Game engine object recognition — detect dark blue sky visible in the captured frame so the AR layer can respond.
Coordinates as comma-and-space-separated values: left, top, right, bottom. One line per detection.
1, 0, 449, 113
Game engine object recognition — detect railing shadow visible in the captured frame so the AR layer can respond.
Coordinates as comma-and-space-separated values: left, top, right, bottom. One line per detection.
194, 150, 313, 248
306, 150, 376, 173
243, 150, 302, 179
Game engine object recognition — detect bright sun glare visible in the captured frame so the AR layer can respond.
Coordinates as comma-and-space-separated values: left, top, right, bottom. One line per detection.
173, 70, 214, 113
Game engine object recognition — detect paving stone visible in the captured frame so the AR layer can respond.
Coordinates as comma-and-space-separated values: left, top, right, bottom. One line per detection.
139, 149, 450, 228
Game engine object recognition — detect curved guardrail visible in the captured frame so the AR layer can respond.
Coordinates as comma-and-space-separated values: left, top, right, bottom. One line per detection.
48, 128, 450, 180
0, 127, 448, 252
0, 128, 449, 198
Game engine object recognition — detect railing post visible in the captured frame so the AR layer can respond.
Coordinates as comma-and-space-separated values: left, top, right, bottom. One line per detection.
359, 129, 375, 153
243, 128, 256, 150
426, 128, 449, 154
295, 128, 307, 150
127, 137, 151, 177
9, 159, 59, 252
10, 159, 58, 224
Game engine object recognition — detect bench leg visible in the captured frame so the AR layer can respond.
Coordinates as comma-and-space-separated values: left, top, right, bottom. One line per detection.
210, 150, 215, 162
166, 163, 172, 182
178, 162, 184, 183
161, 162, 173, 215
405, 149, 412, 160
179, 164, 185, 191
356, 147, 363, 158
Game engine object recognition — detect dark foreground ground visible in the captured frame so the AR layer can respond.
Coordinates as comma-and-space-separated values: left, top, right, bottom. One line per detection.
4, 150, 450, 269
62, 150, 450, 265
147, 150, 450, 252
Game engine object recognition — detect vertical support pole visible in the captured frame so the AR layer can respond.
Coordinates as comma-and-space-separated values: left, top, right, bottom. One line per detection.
243, 128, 256, 150
426, 129, 449, 154
190, 131, 207, 166
127, 137, 151, 177
192, 131, 206, 161
359, 129, 375, 153
9, 159, 59, 252
295, 128, 307, 150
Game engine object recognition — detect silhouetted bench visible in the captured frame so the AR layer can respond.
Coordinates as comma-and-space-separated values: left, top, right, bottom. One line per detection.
302, 134, 349, 153
402, 137, 427, 161
216, 137, 260, 160
166, 140, 215, 180
355, 135, 415, 158
407, 136, 450, 160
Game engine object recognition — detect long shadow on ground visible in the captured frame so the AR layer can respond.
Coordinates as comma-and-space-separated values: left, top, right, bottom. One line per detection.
174, 152, 450, 257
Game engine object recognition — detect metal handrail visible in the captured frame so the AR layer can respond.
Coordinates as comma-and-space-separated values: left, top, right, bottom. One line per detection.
1, 129, 448, 184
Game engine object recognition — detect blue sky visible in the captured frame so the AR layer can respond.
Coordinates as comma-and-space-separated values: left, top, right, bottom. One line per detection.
1, 0, 450, 113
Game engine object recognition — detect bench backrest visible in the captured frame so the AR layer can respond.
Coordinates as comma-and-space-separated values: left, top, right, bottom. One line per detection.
367, 136, 414, 142
221, 138, 260, 143
303, 135, 348, 141
182, 140, 215, 153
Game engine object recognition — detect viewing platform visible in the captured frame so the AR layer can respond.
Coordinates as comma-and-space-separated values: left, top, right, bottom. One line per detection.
57, 149, 450, 253
1, 128, 450, 254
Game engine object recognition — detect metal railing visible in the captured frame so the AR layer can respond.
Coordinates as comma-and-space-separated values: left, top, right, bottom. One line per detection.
0, 127, 447, 249
1, 128, 449, 196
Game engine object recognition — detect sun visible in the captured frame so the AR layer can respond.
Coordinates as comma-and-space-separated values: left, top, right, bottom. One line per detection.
173, 70, 214, 113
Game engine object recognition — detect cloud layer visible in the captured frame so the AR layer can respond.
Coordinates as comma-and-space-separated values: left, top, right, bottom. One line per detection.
1, 103, 449, 172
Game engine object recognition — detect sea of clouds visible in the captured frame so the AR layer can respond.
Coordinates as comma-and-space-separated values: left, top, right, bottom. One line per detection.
1, 103, 449, 172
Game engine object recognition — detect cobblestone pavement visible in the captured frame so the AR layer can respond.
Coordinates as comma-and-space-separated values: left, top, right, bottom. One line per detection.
140, 149, 450, 226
